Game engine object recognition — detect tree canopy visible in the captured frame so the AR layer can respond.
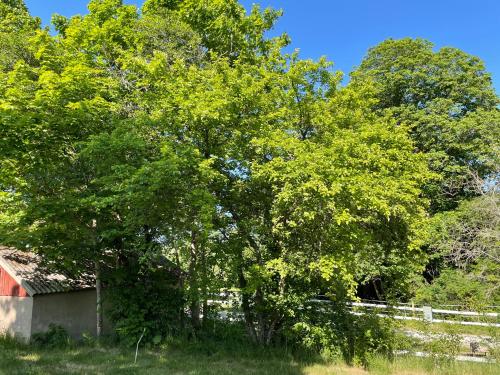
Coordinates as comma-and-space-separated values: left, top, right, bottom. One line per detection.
352, 38, 499, 212
0, 0, 498, 346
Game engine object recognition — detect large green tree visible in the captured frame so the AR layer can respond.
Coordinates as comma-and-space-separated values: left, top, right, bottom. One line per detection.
1, 1, 431, 345
0, 0, 208, 338
351, 38, 499, 212
351, 38, 500, 306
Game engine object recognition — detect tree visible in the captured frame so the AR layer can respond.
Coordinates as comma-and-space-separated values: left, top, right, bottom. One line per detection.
421, 174, 500, 306
351, 38, 499, 212
0, 0, 40, 71
198, 55, 430, 343
143, 0, 288, 62
434, 174, 499, 266
351, 38, 497, 112
1, 1, 431, 347
0, 0, 207, 339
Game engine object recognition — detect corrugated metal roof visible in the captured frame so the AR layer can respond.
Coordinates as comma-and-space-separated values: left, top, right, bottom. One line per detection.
0, 246, 94, 296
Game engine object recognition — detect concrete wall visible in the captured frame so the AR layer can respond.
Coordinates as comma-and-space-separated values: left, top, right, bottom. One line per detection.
0, 296, 33, 340
31, 289, 100, 339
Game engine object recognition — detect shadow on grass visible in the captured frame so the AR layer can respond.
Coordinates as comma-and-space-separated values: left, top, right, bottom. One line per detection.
0, 338, 329, 375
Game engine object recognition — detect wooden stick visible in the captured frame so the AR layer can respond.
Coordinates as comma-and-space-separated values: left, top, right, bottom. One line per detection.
134, 328, 146, 364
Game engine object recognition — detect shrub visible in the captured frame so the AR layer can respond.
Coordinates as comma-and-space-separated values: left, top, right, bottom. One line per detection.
415, 268, 490, 308
287, 301, 396, 366
105, 256, 185, 346
31, 324, 71, 348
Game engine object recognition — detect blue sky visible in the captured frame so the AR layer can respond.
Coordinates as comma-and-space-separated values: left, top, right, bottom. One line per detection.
25, 0, 500, 92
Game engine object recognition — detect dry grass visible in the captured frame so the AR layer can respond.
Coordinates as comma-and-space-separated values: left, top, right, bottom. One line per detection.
302, 363, 369, 374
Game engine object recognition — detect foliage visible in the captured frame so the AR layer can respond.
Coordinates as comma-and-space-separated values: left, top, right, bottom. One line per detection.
351, 38, 499, 212
143, 0, 288, 61
0, 0, 40, 71
429, 194, 499, 268
415, 268, 490, 308
31, 324, 71, 349
419, 185, 500, 306
3, 0, 429, 345
421, 332, 461, 368
0, 0, 498, 351
0, 332, 25, 350
289, 302, 396, 366
352, 38, 497, 112
0, 0, 210, 338
105, 253, 185, 346
351, 37, 499, 304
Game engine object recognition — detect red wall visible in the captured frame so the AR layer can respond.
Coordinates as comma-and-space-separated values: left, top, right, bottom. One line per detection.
0, 266, 28, 297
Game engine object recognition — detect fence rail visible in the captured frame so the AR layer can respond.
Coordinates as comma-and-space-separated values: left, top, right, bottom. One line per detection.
210, 294, 500, 328
348, 302, 499, 318
344, 301, 500, 328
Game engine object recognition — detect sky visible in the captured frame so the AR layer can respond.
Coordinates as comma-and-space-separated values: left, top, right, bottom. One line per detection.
25, 0, 500, 92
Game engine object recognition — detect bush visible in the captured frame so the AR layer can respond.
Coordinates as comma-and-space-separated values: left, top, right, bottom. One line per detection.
31, 324, 71, 348
105, 256, 185, 346
287, 301, 396, 366
415, 268, 491, 308
423, 333, 461, 367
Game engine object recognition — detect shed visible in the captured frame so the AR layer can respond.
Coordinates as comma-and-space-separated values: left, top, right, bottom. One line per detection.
0, 246, 100, 340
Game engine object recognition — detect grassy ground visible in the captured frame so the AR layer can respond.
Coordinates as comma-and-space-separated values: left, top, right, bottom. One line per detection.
1, 338, 498, 375
400, 319, 500, 337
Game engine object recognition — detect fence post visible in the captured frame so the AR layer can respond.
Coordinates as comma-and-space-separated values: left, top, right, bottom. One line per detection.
423, 306, 433, 323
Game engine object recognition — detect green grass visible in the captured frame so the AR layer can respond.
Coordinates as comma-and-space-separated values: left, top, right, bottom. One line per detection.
368, 355, 499, 375
400, 319, 500, 337
0, 337, 498, 375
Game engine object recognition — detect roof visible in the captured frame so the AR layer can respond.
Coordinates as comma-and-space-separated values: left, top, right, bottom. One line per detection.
0, 246, 94, 296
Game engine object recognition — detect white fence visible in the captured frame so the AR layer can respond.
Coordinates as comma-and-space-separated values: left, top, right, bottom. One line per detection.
210, 293, 500, 328
345, 301, 500, 328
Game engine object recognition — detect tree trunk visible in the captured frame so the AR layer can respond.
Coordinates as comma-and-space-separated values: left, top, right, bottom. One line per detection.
238, 264, 257, 342
202, 299, 209, 326
372, 278, 383, 301
189, 231, 201, 329
190, 300, 201, 329
200, 244, 209, 326
95, 260, 103, 339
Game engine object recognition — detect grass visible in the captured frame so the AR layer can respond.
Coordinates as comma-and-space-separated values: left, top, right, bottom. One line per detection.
368, 355, 499, 375
400, 319, 500, 337
0, 336, 498, 375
